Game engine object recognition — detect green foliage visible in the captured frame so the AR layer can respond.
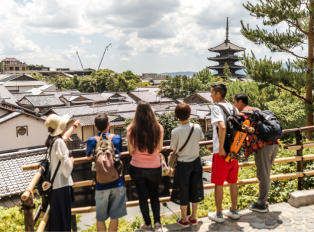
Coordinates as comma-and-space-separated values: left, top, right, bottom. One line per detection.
35, 69, 141, 93
157, 69, 222, 99
223, 62, 232, 81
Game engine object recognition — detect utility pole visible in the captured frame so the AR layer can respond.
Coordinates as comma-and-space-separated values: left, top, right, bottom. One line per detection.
98, 43, 112, 70
76, 51, 84, 70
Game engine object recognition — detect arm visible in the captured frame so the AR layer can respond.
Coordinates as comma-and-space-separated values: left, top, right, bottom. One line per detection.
157, 126, 164, 152
55, 139, 74, 178
218, 121, 227, 156
127, 132, 134, 156
86, 137, 95, 160
62, 120, 81, 142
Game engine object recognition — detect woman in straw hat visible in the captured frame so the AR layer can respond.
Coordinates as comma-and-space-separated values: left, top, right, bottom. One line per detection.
45, 114, 78, 231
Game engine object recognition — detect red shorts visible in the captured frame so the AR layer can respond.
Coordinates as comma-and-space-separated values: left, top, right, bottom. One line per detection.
211, 153, 239, 185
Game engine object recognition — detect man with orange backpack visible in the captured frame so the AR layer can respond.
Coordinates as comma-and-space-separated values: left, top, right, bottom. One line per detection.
233, 92, 280, 213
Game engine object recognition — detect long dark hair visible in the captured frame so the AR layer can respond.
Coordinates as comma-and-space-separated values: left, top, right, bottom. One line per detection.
130, 101, 161, 154
45, 127, 62, 148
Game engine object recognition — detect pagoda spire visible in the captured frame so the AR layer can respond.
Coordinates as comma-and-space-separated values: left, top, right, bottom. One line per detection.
225, 17, 229, 43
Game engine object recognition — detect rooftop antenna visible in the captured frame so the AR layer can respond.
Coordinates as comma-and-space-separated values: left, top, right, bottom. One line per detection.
76, 51, 84, 70
225, 17, 229, 43
98, 43, 112, 70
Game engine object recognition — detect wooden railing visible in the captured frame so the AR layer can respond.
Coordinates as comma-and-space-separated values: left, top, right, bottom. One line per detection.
20, 125, 314, 232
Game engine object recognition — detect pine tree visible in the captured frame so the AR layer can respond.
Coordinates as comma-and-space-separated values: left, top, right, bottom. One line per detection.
241, 0, 314, 138
223, 62, 232, 81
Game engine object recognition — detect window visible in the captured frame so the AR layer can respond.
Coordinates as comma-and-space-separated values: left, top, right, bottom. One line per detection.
15, 67, 19, 71
9, 67, 13, 71
16, 126, 28, 137
114, 127, 126, 138
22, 67, 25, 71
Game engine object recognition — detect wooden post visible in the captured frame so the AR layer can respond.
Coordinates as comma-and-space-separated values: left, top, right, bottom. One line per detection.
22, 191, 34, 232
296, 129, 304, 190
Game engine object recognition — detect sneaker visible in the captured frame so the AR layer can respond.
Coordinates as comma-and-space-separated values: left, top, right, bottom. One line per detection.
208, 212, 224, 223
154, 223, 163, 232
141, 224, 153, 232
187, 216, 198, 225
176, 218, 189, 227
222, 209, 240, 219
248, 202, 268, 213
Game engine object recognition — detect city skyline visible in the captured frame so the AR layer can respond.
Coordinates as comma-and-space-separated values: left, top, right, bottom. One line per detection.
0, 0, 305, 74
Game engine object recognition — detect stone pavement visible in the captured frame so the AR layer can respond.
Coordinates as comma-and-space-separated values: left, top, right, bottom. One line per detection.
162, 202, 314, 231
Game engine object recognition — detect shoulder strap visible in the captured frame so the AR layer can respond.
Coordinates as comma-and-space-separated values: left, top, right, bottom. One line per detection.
178, 124, 194, 152
216, 104, 231, 117
49, 139, 61, 184
107, 134, 116, 141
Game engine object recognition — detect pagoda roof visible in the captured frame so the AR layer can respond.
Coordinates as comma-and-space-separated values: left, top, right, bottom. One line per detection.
207, 55, 242, 61
208, 41, 245, 52
215, 73, 247, 78
207, 64, 245, 70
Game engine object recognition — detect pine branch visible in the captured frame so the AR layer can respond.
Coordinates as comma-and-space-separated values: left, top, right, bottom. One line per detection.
274, 83, 312, 103
277, 44, 308, 59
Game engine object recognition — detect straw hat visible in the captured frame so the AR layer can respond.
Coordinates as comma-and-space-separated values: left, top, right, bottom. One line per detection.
45, 114, 70, 137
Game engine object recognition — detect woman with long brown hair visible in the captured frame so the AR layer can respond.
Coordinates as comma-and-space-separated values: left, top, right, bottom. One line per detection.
128, 101, 164, 232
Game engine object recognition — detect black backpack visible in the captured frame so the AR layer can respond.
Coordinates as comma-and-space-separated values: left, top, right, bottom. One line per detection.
251, 109, 283, 142
216, 104, 245, 153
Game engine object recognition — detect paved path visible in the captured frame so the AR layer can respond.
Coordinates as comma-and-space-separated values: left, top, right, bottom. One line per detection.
162, 202, 314, 232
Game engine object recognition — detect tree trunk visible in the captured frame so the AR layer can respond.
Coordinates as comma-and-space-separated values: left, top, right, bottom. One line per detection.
306, 9, 314, 139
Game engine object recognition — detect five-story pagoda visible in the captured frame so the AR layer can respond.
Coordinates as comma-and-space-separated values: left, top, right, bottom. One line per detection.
207, 18, 246, 79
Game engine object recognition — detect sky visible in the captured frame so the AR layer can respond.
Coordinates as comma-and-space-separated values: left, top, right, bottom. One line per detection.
0, 0, 307, 75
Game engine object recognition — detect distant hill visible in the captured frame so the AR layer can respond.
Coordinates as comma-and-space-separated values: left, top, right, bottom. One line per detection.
158, 72, 197, 77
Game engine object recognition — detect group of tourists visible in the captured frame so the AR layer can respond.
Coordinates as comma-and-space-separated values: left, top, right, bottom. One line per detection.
43, 82, 279, 231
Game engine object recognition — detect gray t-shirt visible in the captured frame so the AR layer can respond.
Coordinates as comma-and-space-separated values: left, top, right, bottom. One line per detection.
170, 123, 205, 162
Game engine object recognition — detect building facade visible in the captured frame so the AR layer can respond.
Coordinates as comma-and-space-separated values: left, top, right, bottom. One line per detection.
142, 73, 157, 80
1, 58, 27, 74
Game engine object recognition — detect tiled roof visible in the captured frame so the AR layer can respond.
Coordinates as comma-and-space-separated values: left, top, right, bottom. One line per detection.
92, 102, 138, 113
1, 57, 20, 62
0, 148, 47, 198
209, 41, 246, 52
117, 92, 136, 103
0, 74, 35, 83
128, 90, 173, 103
195, 92, 213, 103
49, 105, 94, 117
11, 93, 27, 101
101, 92, 116, 100
151, 102, 176, 111
26, 84, 55, 95
2, 81, 48, 87
0, 112, 21, 124
81, 93, 106, 102
44, 89, 81, 98
108, 111, 136, 119
207, 64, 245, 69
19, 95, 64, 107
0, 84, 17, 103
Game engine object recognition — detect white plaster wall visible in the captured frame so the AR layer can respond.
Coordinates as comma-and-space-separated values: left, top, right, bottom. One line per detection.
0, 115, 47, 152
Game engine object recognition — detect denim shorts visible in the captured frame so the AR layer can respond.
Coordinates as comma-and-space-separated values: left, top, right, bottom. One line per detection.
95, 186, 127, 221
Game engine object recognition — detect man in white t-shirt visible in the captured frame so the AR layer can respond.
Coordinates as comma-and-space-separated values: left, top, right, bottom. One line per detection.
208, 83, 240, 223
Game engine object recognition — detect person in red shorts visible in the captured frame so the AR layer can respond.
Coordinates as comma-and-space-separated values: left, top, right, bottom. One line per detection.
207, 83, 240, 223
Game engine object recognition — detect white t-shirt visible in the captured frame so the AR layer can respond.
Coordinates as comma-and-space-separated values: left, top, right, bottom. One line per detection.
170, 123, 205, 162
211, 103, 239, 154
49, 138, 74, 190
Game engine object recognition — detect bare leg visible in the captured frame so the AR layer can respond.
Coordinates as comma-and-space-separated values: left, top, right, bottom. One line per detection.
97, 221, 106, 232
229, 184, 238, 211
215, 185, 224, 213
180, 205, 188, 222
108, 219, 118, 232
190, 203, 199, 220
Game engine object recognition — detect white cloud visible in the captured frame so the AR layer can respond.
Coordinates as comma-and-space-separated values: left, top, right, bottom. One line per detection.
80, 36, 92, 45
85, 54, 97, 58
0, 0, 306, 72
121, 56, 130, 62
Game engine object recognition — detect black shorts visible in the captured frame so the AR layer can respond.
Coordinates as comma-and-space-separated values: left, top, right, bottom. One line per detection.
171, 156, 204, 206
